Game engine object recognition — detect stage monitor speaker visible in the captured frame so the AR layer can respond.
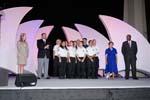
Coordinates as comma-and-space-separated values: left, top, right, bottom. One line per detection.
0, 68, 8, 86
15, 74, 37, 87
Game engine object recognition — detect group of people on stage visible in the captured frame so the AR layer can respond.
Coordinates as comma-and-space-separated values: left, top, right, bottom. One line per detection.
52, 38, 99, 79
17, 33, 138, 80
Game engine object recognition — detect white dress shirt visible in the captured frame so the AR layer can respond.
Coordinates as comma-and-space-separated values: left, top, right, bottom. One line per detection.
42, 39, 46, 43
67, 46, 76, 57
76, 47, 86, 57
93, 46, 99, 56
86, 46, 95, 56
58, 47, 68, 57
53, 45, 60, 56
128, 40, 132, 47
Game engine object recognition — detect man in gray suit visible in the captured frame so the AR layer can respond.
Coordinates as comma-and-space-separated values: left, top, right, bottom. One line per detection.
122, 34, 138, 80
37, 33, 50, 79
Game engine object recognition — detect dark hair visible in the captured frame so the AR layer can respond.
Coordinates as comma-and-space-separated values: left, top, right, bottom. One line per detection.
41, 33, 46, 36
19, 33, 26, 43
108, 41, 114, 45
88, 40, 92, 44
70, 40, 73, 43
60, 41, 68, 50
73, 41, 77, 49
73, 41, 76, 44
80, 41, 83, 44
82, 38, 87, 40
127, 34, 131, 38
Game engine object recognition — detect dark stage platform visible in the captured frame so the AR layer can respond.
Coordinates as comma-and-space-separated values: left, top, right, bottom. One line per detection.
0, 78, 150, 100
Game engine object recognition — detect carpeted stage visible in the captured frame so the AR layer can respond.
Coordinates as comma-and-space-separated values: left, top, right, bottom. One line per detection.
0, 77, 150, 100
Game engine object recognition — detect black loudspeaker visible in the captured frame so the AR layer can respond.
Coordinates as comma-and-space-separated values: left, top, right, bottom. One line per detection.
15, 74, 37, 87
0, 68, 8, 86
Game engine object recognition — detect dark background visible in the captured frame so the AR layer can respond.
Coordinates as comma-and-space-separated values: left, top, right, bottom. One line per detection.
0, 0, 150, 43
145, 0, 150, 43
0, 0, 124, 75
1, 0, 150, 75
0, 0, 124, 44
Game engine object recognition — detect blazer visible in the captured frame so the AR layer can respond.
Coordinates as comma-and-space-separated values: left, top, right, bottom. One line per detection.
37, 39, 51, 58
122, 40, 137, 59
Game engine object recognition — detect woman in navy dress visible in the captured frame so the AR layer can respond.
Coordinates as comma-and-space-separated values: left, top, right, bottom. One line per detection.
105, 41, 118, 79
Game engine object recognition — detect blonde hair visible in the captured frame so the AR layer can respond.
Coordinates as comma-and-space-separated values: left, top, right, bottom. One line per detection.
19, 33, 26, 42
56, 39, 61, 44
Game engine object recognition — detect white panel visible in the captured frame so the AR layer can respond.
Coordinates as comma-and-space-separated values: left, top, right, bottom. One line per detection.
0, 7, 32, 73
36, 26, 54, 39
62, 26, 82, 41
99, 15, 150, 72
75, 24, 109, 69
16, 20, 44, 74
33, 26, 54, 73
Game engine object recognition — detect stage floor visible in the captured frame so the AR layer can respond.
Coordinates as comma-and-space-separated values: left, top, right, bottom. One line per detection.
0, 77, 150, 90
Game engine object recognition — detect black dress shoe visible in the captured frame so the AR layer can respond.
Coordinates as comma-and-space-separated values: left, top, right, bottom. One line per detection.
133, 77, 139, 80
46, 77, 50, 79
37, 77, 40, 79
59, 76, 65, 79
93, 77, 98, 79
87, 77, 91, 79
125, 77, 129, 80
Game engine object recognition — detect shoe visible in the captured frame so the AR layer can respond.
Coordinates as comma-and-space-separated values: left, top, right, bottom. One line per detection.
133, 77, 139, 80
59, 76, 65, 79
109, 73, 112, 76
125, 77, 129, 80
93, 77, 98, 79
106, 74, 110, 79
46, 77, 50, 79
125, 78, 129, 80
37, 77, 40, 79
87, 77, 91, 79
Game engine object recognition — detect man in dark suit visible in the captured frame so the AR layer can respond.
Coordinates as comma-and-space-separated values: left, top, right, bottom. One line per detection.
122, 34, 138, 80
37, 33, 51, 79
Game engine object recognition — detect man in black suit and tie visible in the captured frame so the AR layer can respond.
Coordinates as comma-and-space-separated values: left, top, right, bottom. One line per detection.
122, 34, 138, 80
37, 33, 51, 79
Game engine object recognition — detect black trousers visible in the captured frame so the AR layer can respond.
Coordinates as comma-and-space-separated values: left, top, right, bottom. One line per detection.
59, 57, 67, 78
77, 57, 86, 78
67, 57, 76, 78
53, 56, 59, 76
87, 57, 96, 78
74, 61, 78, 78
84, 57, 88, 78
95, 57, 99, 77
124, 57, 137, 78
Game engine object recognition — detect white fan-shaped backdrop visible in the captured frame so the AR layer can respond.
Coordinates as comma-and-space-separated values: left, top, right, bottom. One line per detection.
33, 26, 54, 74
75, 24, 109, 69
0, 7, 32, 73
16, 20, 44, 74
99, 15, 150, 72
62, 26, 82, 41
